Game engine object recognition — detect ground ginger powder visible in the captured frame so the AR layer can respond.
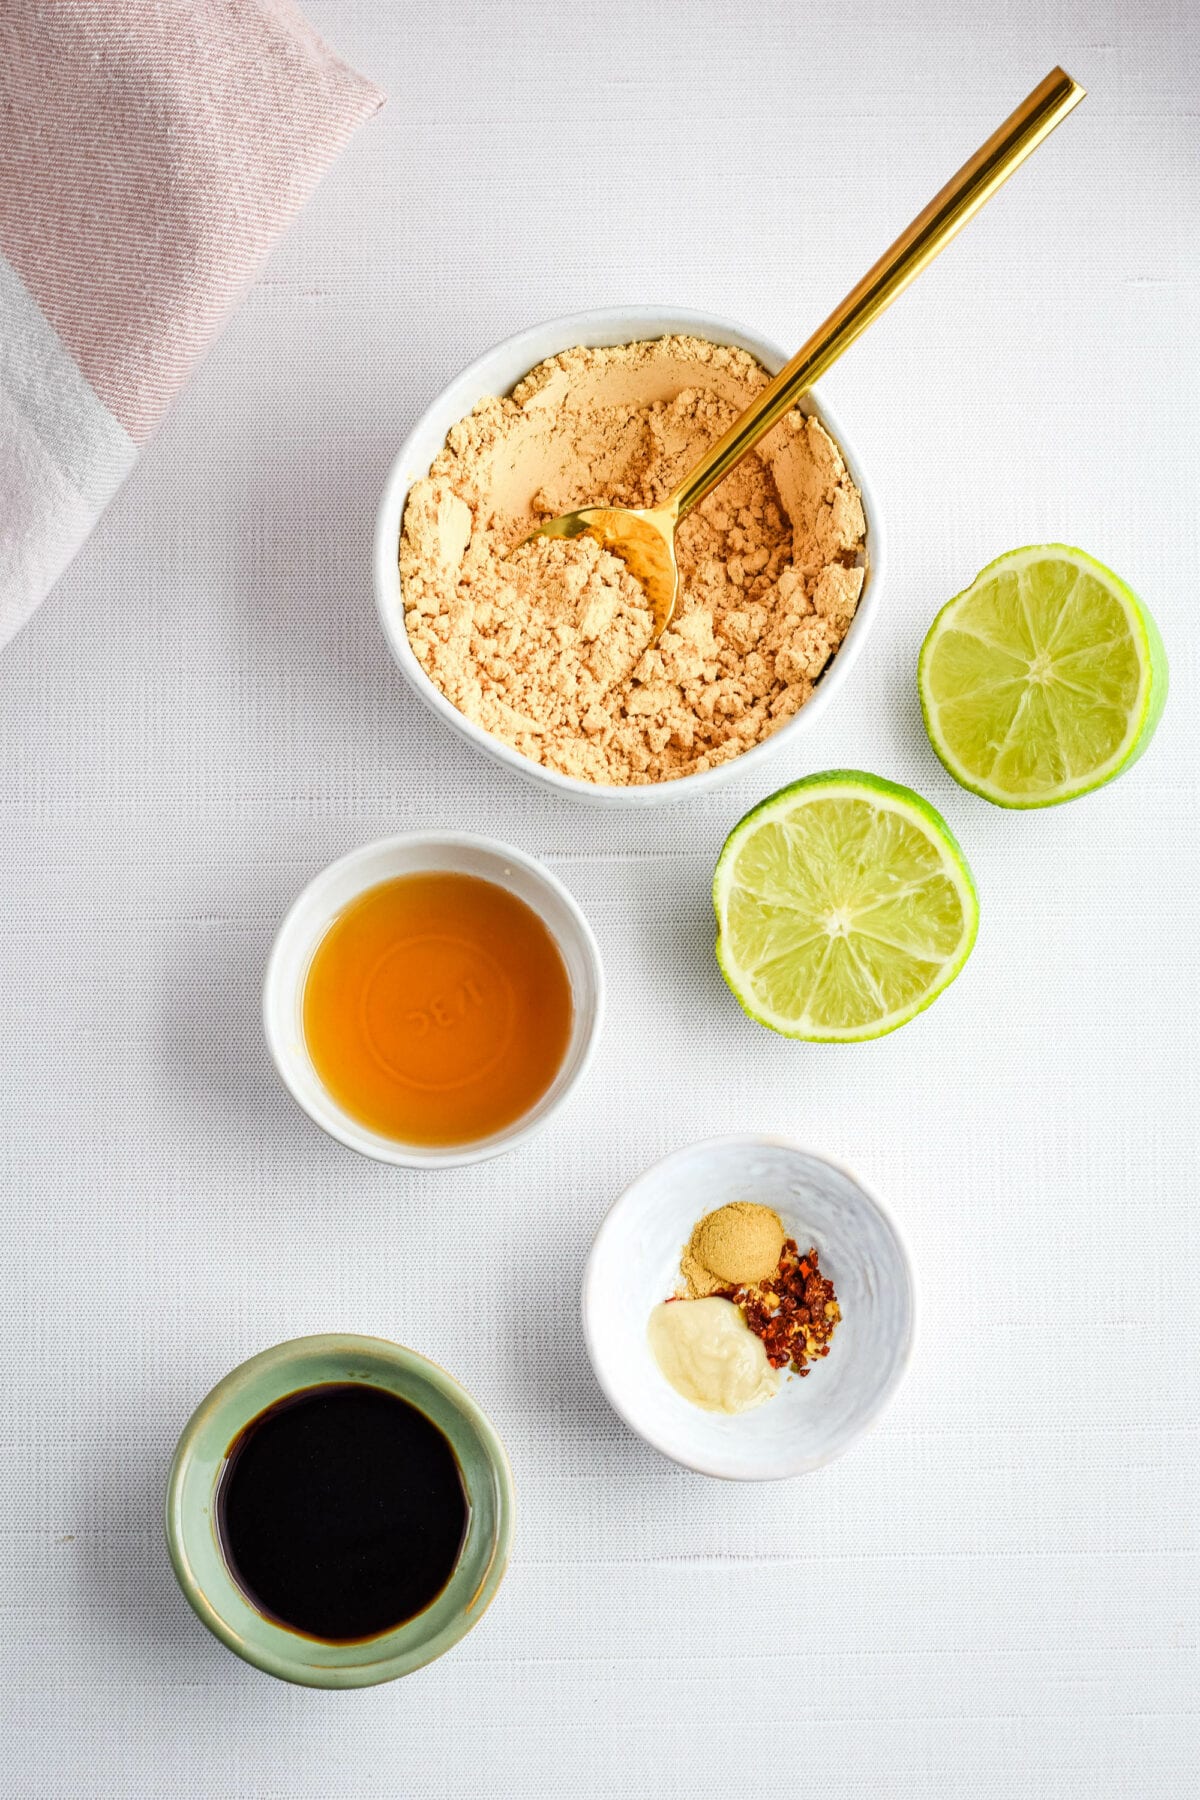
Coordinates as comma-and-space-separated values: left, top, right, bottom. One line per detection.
681, 1201, 786, 1298
400, 336, 866, 786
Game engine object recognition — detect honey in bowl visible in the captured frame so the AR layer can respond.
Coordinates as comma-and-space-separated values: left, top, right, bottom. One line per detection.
302, 871, 573, 1146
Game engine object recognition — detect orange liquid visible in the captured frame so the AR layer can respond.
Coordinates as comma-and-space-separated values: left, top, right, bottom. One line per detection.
302, 872, 573, 1147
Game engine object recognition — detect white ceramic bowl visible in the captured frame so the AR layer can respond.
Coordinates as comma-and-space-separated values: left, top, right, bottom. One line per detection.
263, 834, 604, 1168
374, 306, 884, 808
583, 1135, 915, 1479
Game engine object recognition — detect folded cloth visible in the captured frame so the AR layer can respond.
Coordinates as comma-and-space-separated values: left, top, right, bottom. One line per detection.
0, 0, 383, 648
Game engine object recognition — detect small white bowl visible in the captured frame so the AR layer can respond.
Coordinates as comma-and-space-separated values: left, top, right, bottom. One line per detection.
583, 1135, 915, 1479
263, 834, 604, 1168
374, 306, 884, 808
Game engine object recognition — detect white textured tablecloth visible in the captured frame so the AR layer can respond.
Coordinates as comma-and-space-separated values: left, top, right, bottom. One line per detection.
2, 3, 1197, 1794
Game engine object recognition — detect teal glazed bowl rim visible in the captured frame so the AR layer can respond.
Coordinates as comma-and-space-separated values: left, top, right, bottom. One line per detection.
164, 1334, 515, 1688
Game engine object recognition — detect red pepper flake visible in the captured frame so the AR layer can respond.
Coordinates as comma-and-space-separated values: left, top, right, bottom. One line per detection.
716, 1240, 840, 1376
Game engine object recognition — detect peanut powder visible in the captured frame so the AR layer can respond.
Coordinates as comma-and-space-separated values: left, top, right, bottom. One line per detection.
400, 336, 866, 786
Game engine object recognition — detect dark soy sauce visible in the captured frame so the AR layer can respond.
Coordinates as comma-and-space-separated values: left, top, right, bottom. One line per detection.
216, 1383, 468, 1642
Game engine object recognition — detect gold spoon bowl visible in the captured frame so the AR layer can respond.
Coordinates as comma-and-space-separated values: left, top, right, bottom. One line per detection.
375, 307, 881, 808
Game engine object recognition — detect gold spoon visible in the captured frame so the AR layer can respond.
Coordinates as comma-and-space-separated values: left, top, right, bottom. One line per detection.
520, 66, 1085, 642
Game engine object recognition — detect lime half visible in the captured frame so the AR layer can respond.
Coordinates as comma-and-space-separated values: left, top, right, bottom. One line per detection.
714, 772, 979, 1042
918, 545, 1167, 808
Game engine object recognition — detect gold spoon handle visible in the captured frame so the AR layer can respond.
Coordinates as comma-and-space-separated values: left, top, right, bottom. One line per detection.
668, 65, 1085, 524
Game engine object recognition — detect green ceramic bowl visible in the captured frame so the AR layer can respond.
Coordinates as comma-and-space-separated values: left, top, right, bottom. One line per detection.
165, 1334, 514, 1688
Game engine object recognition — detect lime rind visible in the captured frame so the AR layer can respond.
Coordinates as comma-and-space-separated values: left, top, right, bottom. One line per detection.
918, 545, 1167, 809
713, 771, 979, 1043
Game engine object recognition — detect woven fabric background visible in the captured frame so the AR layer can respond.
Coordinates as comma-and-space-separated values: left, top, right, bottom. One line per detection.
1, 2, 1197, 1794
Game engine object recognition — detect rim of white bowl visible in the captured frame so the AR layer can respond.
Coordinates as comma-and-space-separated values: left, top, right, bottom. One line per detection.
581, 1132, 917, 1479
262, 832, 605, 1168
373, 305, 885, 808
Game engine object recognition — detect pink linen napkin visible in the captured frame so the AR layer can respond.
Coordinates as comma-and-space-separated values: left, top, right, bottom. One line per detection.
0, 0, 383, 648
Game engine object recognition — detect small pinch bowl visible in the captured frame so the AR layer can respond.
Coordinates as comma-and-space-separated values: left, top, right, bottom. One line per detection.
165, 1334, 515, 1688
263, 833, 604, 1168
374, 305, 884, 808
583, 1135, 915, 1480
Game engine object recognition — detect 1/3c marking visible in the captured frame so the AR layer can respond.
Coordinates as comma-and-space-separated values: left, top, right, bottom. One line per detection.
405, 976, 487, 1037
